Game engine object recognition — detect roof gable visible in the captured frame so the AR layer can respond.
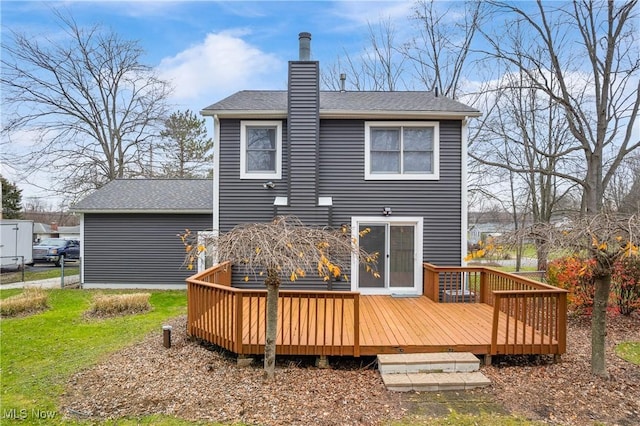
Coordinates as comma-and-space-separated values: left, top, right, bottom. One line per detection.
72, 179, 213, 213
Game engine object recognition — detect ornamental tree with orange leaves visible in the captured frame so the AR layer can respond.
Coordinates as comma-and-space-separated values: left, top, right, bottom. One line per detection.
179, 216, 379, 380
504, 213, 639, 377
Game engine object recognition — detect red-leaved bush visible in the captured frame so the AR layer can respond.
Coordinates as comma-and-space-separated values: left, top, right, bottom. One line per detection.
547, 256, 596, 313
612, 256, 640, 315
547, 255, 640, 315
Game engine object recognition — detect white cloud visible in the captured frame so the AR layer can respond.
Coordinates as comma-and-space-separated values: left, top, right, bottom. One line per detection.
158, 30, 285, 106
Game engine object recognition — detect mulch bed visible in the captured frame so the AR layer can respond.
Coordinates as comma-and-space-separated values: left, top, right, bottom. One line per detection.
61, 312, 639, 425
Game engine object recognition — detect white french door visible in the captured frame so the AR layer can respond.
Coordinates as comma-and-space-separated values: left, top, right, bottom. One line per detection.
351, 217, 423, 295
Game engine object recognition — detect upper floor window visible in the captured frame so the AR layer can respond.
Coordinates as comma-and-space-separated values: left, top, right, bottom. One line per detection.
364, 121, 439, 180
240, 120, 282, 179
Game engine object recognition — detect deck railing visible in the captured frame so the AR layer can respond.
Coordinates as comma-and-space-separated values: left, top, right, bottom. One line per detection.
187, 262, 566, 357
423, 263, 567, 355
186, 262, 360, 356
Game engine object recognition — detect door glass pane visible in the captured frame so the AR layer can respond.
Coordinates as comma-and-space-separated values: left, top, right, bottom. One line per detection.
358, 224, 385, 288
389, 225, 414, 287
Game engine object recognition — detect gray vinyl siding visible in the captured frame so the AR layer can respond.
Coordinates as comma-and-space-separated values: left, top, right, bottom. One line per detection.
287, 61, 320, 223
83, 213, 211, 287
219, 119, 289, 226
218, 117, 463, 290
318, 119, 463, 276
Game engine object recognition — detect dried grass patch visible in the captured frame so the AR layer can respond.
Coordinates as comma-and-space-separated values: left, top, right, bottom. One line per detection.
87, 293, 152, 318
0, 288, 48, 317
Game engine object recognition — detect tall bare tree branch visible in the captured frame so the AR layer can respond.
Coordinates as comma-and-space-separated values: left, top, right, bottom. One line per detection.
1, 11, 171, 204
481, 0, 640, 214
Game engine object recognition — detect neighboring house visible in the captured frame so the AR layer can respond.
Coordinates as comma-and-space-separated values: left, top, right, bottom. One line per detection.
71, 179, 213, 288
33, 223, 52, 242
33, 223, 79, 242
201, 33, 481, 295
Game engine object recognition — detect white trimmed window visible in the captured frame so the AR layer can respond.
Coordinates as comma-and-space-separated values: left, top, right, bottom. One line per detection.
240, 120, 282, 179
364, 121, 439, 180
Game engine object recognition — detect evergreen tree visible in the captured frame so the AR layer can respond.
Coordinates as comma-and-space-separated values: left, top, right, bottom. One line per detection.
158, 110, 213, 178
1, 175, 23, 219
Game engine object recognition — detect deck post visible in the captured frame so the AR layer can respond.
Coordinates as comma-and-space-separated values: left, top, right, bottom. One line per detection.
234, 292, 244, 354
237, 355, 254, 367
316, 355, 330, 368
480, 270, 489, 304
186, 281, 193, 336
558, 292, 567, 354
353, 293, 360, 357
490, 293, 501, 354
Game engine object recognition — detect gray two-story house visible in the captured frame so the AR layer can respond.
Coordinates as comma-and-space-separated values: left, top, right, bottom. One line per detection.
202, 33, 480, 295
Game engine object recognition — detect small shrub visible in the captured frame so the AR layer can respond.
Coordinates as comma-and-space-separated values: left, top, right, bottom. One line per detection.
547, 256, 595, 313
0, 288, 48, 317
88, 292, 152, 317
612, 256, 640, 316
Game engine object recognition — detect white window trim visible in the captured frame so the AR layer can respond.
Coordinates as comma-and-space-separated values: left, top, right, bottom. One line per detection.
240, 120, 282, 180
350, 216, 424, 296
364, 121, 440, 180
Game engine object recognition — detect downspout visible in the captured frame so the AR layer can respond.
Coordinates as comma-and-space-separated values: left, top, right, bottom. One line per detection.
79, 213, 85, 288
461, 117, 469, 267
212, 114, 221, 263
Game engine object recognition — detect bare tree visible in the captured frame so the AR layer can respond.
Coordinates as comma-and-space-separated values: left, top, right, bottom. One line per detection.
180, 217, 378, 380
506, 213, 640, 376
404, 0, 485, 99
607, 153, 640, 213
482, 0, 640, 215
1, 11, 171, 203
472, 71, 580, 269
321, 18, 406, 91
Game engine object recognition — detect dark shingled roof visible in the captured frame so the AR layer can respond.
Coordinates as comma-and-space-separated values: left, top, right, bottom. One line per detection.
72, 179, 213, 213
202, 90, 480, 116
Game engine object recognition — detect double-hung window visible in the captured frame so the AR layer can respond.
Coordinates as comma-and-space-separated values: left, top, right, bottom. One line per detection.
240, 120, 282, 179
364, 121, 439, 180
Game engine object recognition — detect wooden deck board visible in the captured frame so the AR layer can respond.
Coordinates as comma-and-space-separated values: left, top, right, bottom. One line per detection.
218, 295, 557, 356
188, 263, 566, 358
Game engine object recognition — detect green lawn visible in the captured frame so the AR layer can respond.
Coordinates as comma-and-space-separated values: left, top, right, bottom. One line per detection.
0, 289, 187, 425
1, 288, 544, 425
615, 341, 640, 365
1, 266, 80, 285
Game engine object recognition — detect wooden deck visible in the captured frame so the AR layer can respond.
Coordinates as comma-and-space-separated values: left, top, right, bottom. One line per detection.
187, 262, 567, 358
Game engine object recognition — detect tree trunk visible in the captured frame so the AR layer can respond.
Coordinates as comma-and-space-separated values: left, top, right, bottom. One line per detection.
591, 274, 611, 377
263, 271, 280, 381
536, 242, 549, 272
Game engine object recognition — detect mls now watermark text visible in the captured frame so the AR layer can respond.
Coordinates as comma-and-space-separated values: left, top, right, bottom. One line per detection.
2, 408, 57, 420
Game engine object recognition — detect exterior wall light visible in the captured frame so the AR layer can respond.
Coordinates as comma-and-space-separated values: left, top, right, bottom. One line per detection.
382, 206, 392, 216
263, 181, 276, 189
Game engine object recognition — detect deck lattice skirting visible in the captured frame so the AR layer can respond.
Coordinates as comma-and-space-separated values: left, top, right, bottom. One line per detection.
186, 262, 567, 357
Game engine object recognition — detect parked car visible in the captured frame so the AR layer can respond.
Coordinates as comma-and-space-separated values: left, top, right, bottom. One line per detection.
32, 238, 80, 266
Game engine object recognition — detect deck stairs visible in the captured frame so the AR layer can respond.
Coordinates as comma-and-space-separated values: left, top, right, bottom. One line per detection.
378, 352, 491, 392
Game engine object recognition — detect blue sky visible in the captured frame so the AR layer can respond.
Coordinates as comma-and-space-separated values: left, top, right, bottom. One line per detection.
2, 0, 415, 116
1, 1, 419, 203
